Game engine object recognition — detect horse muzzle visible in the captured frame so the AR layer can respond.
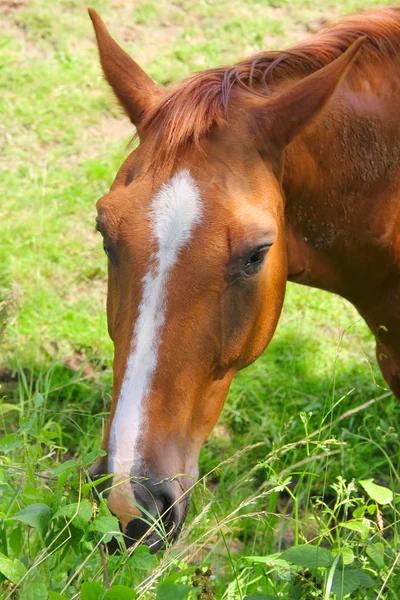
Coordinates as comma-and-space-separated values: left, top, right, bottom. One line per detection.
94, 471, 190, 552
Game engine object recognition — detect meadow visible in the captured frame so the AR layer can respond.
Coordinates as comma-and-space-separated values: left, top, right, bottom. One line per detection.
0, 0, 399, 598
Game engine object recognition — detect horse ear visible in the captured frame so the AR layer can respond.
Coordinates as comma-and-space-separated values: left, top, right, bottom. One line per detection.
88, 8, 162, 125
252, 37, 365, 150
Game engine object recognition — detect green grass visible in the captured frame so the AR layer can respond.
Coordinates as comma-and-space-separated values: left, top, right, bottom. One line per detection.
1, 0, 400, 598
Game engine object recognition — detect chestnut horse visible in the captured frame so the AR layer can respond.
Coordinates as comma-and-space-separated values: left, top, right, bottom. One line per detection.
88, 7, 400, 549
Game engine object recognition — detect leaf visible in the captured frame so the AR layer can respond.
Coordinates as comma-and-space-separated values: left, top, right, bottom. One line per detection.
52, 500, 92, 529
33, 392, 44, 408
331, 568, 375, 599
0, 553, 27, 584
10, 503, 52, 542
0, 403, 21, 415
281, 544, 333, 569
52, 460, 78, 477
80, 581, 103, 600
89, 515, 121, 542
156, 583, 192, 600
81, 449, 107, 469
366, 541, 385, 568
81, 473, 114, 495
90, 515, 120, 535
23, 580, 48, 600
9, 526, 23, 556
359, 479, 393, 505
20, 415, 34, 434
357, 570, 376, 587
55, 470, 74, 493
352, 506, 366, 519
103, 585, 136, 599
131, 546, 157, 570
332, 547, 354, 565
244, 596, 279, 599
0, 434, 23, 452
48, 592, 69, 600
244, 553, 291, 569
340, 518, 370, 540
288, 583, 304, 600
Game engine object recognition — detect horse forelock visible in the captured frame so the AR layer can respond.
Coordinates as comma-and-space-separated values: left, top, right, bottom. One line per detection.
135, 7, 400, 169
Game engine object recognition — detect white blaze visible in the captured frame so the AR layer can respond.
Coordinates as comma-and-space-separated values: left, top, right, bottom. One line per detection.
109, 170, 203, 475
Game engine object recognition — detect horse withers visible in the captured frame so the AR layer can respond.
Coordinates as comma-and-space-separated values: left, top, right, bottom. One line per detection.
88, 8, 400, 549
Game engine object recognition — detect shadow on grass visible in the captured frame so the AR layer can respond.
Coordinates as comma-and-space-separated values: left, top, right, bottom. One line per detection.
202, 329, 399, 511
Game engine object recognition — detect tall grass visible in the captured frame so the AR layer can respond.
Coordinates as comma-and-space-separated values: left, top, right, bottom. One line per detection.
1, 313, 399, 597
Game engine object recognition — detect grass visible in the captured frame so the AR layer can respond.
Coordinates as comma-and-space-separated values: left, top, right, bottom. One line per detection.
1, 0, 400, 598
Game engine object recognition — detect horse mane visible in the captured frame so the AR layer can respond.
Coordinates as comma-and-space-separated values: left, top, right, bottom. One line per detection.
137, 7, 400, 166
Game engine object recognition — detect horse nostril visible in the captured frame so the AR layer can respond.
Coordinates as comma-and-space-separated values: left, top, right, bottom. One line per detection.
155, 495, 166, 515
105, 475, 186, 552
120, 482, 181, 551
155, 492, 176, 531
137, 486, 177, 528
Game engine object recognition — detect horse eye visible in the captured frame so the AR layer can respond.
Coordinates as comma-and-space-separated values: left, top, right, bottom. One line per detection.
103, 241, 110, 256
244, 246, 270, 273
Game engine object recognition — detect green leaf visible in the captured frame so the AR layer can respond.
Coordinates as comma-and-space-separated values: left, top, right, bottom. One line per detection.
10, 503, 52, 542
332, 547, 354, 565
0, 553, 27, 584
81, 474, 114, 495
80, 581, 104, 600
352, 505, 366, 519
48, 592, 69, 600
33, 392, 44, 408
0, 403, 21, 415
244, 553, 290, 569
340, 518, 370, 540
52, 460, 78, 477
156, 583, 192, 600
52, 500, 92, 529
359, 479, 393, 505
356, 570, 376, 587
281, 544, 333, 569
23, 580, 48, 600
103, 585, 136, 599
89, 515, 121, 542
81, 449, 107, 469
9, 526, 23, 556
366, 541, 385, 567
331, 568, 375, 599
244, 596, 279, 599
131, 546, 157, 570
55, 470, 74, 493
288, 583, 304, 600
0, 434, 23, 452
90, 515, 120, 535
20, 415, 35, 434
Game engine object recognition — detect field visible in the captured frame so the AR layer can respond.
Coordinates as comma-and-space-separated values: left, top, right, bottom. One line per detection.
1, 0, 399, 598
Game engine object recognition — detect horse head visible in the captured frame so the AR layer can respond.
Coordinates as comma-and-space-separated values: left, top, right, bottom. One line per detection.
88, 9, 362, 550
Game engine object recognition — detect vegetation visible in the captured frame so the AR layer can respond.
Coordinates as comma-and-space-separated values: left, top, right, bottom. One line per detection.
0, 0, 399, 598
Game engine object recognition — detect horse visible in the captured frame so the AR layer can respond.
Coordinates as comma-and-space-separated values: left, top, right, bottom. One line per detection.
88, 7, 400, 549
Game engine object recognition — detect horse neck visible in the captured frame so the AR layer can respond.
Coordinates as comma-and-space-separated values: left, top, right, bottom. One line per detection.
281, 63, 400, 302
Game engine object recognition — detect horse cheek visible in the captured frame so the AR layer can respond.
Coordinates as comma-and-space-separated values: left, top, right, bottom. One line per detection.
253, 237, 288, 358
